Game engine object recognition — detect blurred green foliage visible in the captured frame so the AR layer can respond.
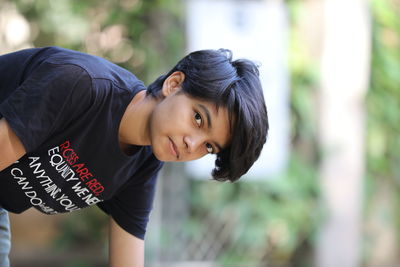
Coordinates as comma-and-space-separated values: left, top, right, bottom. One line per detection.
185, 0, 400, 264
367, 0, 400, 181
365, 0, 400, 260
186, 155, 319, 266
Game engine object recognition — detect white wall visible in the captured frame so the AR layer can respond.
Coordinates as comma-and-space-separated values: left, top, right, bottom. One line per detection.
185, 0, 290, 180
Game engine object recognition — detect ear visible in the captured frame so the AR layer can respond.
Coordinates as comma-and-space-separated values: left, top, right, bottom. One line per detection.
161, 71, 185, 97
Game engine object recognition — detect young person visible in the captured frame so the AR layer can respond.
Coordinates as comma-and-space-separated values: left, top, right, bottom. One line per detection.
0, 46, 269, 266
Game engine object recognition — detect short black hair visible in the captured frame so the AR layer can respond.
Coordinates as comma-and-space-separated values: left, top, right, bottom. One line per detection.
147, 49, 269, 182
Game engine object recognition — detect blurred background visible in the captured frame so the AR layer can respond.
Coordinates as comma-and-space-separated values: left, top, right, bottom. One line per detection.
0, 0, 399, 266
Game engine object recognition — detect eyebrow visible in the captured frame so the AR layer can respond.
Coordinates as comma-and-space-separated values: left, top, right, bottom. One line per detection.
197, 103, 223, 153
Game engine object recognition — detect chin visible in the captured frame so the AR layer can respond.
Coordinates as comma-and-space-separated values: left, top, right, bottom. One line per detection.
151, 137, 174, 162
152, 147, 171, 162
152, 149, 165, 161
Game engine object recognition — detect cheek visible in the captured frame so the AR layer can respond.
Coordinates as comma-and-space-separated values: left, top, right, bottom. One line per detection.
150, 104, 168, 132
149, 110, 165, 150
154, 101, 174, 123
148, 106, 175, 161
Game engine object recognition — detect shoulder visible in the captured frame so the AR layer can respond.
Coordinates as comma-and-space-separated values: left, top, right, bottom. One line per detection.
41, 47, 146, 92
18, 47, 147, 117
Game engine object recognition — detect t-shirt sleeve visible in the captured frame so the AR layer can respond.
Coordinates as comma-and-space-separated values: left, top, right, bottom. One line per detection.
0, 61, 92, 152
98, 155, 163, 240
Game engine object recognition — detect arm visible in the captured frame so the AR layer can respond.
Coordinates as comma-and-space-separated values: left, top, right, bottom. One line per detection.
0, 118, 26, 172
109, 217, 144, 267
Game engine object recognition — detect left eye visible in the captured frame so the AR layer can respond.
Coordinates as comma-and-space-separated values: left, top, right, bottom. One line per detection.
206, 143, 213, 153
195, 112, 202, 126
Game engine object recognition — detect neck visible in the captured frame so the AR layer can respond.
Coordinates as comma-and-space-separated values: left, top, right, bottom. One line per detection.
118, 90, 158, 148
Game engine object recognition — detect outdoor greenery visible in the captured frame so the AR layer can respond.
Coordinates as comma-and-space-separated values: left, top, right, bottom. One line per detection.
364, 0, 400, 263
186, 155, 318, 266
4, 0, 400, 266
367, 0, 400, 196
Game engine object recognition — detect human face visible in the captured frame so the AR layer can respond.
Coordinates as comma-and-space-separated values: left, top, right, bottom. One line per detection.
149, 91, 231, 162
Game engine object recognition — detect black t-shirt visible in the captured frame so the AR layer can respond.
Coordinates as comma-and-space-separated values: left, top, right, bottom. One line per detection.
0, 47, 163, 239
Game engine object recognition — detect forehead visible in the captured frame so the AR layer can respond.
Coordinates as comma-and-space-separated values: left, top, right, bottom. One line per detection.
191, 97, 233, 149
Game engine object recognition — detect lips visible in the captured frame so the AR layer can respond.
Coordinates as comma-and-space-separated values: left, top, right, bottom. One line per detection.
168, 137, 179, 159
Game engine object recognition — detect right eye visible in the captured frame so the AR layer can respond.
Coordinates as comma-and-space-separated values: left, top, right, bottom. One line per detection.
194, 112, 202, 127
206, 143, 214, 154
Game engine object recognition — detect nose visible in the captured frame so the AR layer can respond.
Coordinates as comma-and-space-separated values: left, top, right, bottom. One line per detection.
183, 134, 205, 154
